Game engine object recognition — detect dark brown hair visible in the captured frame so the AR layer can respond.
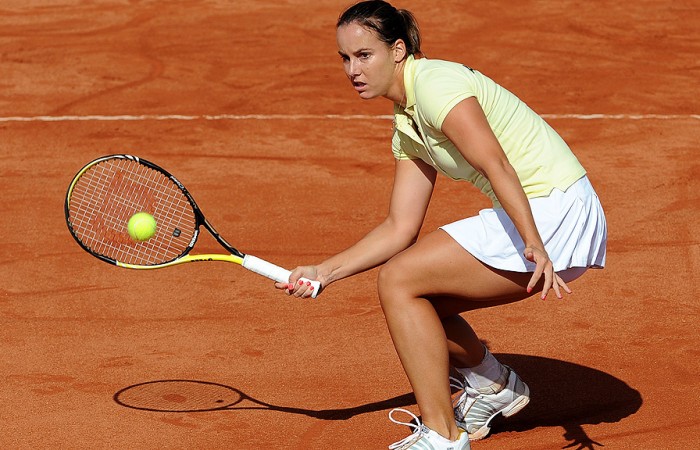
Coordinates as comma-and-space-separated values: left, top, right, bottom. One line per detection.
337, 1, 422, 56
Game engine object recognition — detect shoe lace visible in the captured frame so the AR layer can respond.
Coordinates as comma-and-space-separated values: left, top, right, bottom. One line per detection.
450, 375, 481, 398
449, 375, 466, 392
449, 375, 482, 422
388, 408, 426, 450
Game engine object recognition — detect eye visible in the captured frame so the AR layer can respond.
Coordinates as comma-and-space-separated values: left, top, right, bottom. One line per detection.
359, 52, 371, 59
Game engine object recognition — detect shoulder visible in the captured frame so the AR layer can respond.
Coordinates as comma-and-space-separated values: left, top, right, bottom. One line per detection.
412, 58, 479, 105
413, 58, 477, 87
412, 58, 480, 128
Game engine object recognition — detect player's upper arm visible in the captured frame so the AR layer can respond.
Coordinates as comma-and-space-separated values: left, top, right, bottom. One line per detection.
385, 157, 437, 243
441, 97, 510, 178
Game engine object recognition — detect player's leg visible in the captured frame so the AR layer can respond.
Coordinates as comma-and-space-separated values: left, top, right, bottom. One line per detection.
434, 269, 587, 439
377, 229, 538, 439
434, 265, 586, 369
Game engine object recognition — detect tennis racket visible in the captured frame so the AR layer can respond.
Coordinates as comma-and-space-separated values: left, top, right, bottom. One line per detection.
65, 154, 320, 297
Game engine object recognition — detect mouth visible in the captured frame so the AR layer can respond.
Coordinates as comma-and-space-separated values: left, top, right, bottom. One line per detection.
352, 80, 367, 92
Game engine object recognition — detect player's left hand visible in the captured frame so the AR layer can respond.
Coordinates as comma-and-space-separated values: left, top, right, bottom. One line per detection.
524, 246, 571, 300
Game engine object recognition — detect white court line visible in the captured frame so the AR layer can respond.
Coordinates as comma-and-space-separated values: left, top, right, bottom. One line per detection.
0, 113, 698, 122
542, 114, 700, 120
0, 114, 396, 122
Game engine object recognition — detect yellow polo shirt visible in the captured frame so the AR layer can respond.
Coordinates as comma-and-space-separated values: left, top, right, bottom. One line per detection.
392, 55, 586, 206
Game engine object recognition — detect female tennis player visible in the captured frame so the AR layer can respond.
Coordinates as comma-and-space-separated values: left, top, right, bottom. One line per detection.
276, 1, 607, 449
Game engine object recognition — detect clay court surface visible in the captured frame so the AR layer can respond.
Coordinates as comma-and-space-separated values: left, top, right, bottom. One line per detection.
1, 1, 698, 448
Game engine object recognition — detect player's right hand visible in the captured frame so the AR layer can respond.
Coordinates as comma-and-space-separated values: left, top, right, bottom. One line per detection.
275, 266, 322, 298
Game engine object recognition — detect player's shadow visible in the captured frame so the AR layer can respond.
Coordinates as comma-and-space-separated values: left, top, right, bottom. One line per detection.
114, 354, 641, 449
490, 353, 643, 449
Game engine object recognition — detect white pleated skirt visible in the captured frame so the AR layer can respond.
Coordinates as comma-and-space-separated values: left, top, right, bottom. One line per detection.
440, 176, 607, 273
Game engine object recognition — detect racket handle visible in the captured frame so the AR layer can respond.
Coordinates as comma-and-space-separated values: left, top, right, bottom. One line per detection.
242, 255, 320, 298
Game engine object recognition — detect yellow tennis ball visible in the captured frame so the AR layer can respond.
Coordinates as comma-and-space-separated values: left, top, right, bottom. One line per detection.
127, 212, 157, 241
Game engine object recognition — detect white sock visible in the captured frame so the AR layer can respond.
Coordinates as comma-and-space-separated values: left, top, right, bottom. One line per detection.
456, 346, 508, 394
428, 427, 465, 444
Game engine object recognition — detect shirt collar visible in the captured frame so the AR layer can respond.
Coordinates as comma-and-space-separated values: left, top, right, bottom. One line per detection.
392, 55, 424, 145
402, 54, 418, 114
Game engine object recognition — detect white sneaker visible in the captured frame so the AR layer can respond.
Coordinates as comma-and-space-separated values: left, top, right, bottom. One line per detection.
451, 366, 530, 440
388, 408, 470, 450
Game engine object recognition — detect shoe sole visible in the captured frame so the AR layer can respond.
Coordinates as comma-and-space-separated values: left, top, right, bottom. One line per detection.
467, 384, 530, 441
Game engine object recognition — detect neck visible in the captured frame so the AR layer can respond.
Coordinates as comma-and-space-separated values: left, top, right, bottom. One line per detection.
385, 59, 407, 107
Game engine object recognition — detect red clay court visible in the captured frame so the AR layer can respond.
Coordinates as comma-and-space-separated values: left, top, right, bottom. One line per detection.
1, 1, 698, 449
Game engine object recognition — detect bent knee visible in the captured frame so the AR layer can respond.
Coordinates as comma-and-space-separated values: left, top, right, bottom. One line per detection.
377, 257, 414, 301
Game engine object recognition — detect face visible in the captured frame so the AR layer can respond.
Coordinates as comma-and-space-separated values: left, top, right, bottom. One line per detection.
336, 22, 403, 100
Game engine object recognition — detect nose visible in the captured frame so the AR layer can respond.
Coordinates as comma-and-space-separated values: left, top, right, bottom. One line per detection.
347, 58, 361, 78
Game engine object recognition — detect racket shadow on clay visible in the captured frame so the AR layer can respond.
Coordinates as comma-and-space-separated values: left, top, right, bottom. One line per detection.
114, 379, 415, 420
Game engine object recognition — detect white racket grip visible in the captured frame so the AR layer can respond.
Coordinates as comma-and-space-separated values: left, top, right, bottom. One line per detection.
242, 255, 320, 298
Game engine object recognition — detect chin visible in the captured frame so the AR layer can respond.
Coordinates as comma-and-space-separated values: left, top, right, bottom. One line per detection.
357, 90, 378, 100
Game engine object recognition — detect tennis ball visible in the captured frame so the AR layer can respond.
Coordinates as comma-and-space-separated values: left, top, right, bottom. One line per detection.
127, 212, 157, 241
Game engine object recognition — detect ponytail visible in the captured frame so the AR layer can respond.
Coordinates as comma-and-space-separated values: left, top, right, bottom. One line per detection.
397, 9, 422, 56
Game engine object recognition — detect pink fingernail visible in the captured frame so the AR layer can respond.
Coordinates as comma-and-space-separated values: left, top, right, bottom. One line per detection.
309, 286, 314, 291
288, 283, 293, 290
306, 281, 311, 286
298, 280, 303, 285
527, 287, 532, 293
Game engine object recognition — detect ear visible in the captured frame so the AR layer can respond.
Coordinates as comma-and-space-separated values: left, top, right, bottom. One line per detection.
393, 38, 407, 63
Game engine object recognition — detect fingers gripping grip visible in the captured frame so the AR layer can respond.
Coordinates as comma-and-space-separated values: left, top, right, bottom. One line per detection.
242, 255, 320, 298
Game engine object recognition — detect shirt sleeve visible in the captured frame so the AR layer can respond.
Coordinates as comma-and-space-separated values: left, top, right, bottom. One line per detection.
415, 65, 477, 130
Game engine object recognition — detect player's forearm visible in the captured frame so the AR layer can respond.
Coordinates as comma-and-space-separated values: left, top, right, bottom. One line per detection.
487, 164, 544, 250
316, 218, 416, 286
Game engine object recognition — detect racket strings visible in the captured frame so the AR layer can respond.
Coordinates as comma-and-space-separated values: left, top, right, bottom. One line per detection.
67, 158, 196, 265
